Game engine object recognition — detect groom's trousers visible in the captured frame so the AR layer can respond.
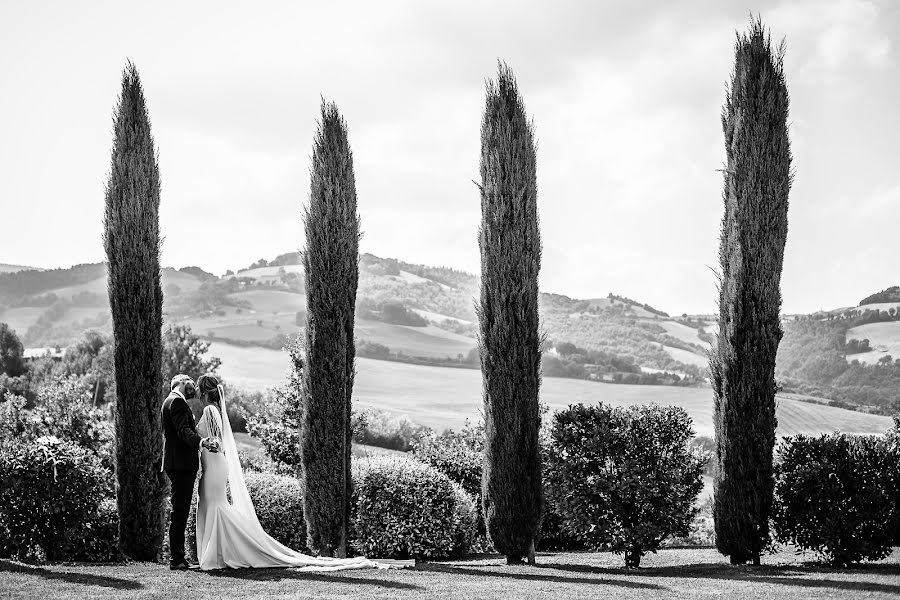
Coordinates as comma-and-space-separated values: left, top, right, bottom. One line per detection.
166, 470, 197, 564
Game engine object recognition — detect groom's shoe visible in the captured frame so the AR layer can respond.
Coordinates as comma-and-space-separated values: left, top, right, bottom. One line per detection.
169, 560, 190, 571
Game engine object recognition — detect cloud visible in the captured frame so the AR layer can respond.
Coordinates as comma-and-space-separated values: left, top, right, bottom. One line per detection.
769, 0, 892, 82
0, 0, 898, 315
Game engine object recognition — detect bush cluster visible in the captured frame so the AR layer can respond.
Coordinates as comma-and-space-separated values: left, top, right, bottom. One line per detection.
412, 421, 483, 498
245, 472, 308, 552
355, 409, 432, 452
0, 437, 112, 560
544, 403, 706, 567
773, 433, 899, 566
58, 497, 122, 562
352, 456, 476, 559
1, 377, 114, 472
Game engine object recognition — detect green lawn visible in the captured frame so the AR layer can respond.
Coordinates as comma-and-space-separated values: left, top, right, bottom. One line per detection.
2, 549, 899, 599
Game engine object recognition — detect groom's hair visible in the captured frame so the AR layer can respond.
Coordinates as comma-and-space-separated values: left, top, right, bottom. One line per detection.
170, 374, 193, 391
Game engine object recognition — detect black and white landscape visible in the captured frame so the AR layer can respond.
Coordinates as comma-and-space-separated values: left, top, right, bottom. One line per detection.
1, 1, 899, 598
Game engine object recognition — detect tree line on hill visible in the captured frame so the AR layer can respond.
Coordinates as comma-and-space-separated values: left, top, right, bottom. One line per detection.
859, 286, 900, 306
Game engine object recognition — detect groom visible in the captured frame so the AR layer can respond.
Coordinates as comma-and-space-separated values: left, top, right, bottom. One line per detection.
161, 374, 220, 570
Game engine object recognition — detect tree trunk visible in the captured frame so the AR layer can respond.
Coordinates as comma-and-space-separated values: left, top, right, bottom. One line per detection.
527, 540, 536, 565
625, 548, 641, 568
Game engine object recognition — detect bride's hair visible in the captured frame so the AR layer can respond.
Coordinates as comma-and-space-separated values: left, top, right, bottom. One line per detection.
197, 374, 221, 406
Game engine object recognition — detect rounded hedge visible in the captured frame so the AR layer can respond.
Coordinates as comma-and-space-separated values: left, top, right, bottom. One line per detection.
774, 433, 898, 566
59, 497, 122, 562
0, 437, 111, 560
245, 472, 307, 552
352, 456, 477, 559
184, 471, 306, 560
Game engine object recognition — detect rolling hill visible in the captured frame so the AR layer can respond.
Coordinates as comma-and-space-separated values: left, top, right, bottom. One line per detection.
0, 253, 715, 376
6, 254, 900, 416
0, 264, 37, 274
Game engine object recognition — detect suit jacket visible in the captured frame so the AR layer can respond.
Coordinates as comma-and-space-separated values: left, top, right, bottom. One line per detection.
161, 390, 202, 472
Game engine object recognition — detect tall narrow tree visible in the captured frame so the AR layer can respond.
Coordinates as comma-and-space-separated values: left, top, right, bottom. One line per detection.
102, 61, 166, 560
711, 18, 792, 565
300, 100, 359, 558
477, 62, 543, 565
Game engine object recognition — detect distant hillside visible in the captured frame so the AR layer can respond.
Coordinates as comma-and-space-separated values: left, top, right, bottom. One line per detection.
860, 286, 900, 306
776, 292, 900, 414
0, 253, 713, 382
0, 264, 38, 274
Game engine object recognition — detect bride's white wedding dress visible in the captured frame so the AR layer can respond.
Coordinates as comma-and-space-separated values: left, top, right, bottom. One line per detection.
195, 386, 407, 571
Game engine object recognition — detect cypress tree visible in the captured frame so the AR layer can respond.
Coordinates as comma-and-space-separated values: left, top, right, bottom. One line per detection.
477, 62, 543, 565
711, 18, 792, 565
102, 61, 166, 560
300, 100, 359, 558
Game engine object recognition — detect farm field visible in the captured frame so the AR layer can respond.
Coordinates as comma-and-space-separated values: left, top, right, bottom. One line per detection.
184, 298, 476, 359
355, 320, 476, 358
230, 290, 306, 314
845, 321, 900, 365
209, 342, 894, 437
662, 345, 708, 368
656, 320, 710, 350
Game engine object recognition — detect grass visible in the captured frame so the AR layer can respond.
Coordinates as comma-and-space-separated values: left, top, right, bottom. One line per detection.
209, 342, 895, 437
655, 320, 711, 350
230, 290, 307, 314
2, 548, 898, 599
233, 432, 404, 461
354, 320, 476, 358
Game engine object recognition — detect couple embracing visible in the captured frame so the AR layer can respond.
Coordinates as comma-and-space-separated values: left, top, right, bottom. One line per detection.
161, 373, 410, 572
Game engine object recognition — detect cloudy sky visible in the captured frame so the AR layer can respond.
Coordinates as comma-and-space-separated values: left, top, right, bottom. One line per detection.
1, 0, 897, 315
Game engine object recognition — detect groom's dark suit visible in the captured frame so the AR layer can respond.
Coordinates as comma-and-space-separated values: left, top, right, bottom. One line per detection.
161, 389, 203, 566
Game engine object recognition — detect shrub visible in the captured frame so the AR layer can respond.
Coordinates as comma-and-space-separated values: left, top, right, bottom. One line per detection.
544, 403, 706, 567
773, 433, 898, 566
355, 409, 431, 452
0, 378, 114, 472
0, 437, 111, 560
239, 450, 277, 474
664, 497, 716, 548
247, 342, 304, 474
352, 456, 476, 559
245, 472, 308, 552
536, 500, 586, 552
449, 482, 478, 557
59, 498, 122, 562
412, 421, 492, 550
888, 420, 900, 545
412, 421, 483, 497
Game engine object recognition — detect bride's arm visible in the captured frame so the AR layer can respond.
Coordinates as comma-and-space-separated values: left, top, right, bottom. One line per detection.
202, 405, 224, 451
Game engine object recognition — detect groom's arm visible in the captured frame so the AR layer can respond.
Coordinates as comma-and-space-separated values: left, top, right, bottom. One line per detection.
171, 397, 204, 450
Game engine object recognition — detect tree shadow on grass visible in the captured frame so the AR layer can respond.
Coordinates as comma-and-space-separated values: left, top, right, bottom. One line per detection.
205, 567, 424, 591
542, 562, 900, 595
0, 560, 142, 590
417, 563, 667, 591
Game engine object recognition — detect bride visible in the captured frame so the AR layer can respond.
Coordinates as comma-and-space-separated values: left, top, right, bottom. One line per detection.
193, 374, 409, 571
